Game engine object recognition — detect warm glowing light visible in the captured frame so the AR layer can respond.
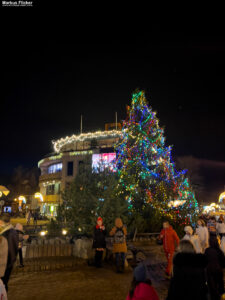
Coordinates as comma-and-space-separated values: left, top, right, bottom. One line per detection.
62, 229, 67, 235
168, 200, 186, 208
0, 191, 2, 197
210, 202, 220, 209
40, 231, 47, 236
34, 192, 43, 202
0, 186, 10, 196
18, 195, 26, 204
78, 227, 82, 232
219, 192, 225, 203
52, 130, 122, 152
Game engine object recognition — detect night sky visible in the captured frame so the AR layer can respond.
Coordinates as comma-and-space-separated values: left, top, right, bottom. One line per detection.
1, 18, 225, 193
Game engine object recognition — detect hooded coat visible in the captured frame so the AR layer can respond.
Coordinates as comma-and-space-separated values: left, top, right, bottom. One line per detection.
183, 228, 202, 253
205, 246, 225, 299
167, 252, 208, 300
196, 226, 209, 250
160, 225, 179, 253
110, 218, 127, 253
126, 283, 159, 300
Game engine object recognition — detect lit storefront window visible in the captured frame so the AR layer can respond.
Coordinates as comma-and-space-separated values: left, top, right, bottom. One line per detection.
48, 163, 62, 174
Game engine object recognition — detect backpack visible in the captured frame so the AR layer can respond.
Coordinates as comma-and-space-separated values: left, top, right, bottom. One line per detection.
114, 227, 126, 244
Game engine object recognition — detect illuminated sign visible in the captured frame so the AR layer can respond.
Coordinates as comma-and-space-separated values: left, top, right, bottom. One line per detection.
92, 153, 116, 173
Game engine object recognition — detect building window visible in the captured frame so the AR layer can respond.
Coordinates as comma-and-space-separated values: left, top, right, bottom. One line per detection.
55, 183, 61, 194
67, 161, 74, 176
48, 163, 62, 174
46, 184, 55, 195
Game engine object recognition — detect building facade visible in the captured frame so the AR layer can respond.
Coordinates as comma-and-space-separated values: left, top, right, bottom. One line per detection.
38, 126, 121, 216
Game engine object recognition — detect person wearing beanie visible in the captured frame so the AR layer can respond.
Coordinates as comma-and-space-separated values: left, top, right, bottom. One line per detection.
110, 218, 127, 273
92, 217, 106, 268
183, 225, 202, 253
126, 262, 159, 300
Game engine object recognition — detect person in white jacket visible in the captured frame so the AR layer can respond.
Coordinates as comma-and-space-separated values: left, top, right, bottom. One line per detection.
183, 225, 202, 253
196, 219, 209, 253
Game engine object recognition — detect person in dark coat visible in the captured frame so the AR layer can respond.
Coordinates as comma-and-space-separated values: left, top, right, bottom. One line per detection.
167, 239, 208, 300
0, 214, 19, 292
15, 223, 29, 267
92, 217, 106, 268
205, 236, 225, 300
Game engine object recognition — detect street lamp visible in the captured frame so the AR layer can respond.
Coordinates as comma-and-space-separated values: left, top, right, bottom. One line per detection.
18, 195, 26, 211
34, 192, 43, 202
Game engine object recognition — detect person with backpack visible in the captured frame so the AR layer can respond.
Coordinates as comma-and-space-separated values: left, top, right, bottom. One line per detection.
110, 218, 127, 273
92, 217, 106, 268
0, 214, 19, 292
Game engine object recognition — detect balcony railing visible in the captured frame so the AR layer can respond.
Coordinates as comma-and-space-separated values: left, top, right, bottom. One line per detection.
43, 194, 61, 203
39, 172, 62, 182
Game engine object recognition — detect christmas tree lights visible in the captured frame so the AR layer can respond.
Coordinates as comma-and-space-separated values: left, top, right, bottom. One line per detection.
116, 90, 199, 225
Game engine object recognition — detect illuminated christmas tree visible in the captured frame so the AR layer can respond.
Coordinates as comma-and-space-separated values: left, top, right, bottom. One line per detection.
116, 90, 199, 225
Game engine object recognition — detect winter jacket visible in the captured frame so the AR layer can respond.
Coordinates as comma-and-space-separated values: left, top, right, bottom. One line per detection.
110, 218, 127, 253
93, 227, 106, 249
167, 252, 208, 300
0, 236, 8, 278
0, 225, 19, 270
216, 222, 225, 234
205, 247, 225, 299
160, 226, 179, 253
207, 220, 217, 234
205, 247, 225, 269
196, 226, 209, 250
16, 230, 24, 249
126, 283, 159, 300
183, 234, 202, 253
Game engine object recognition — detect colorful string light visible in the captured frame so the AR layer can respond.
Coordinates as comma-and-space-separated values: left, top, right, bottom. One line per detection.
115, 90, 199, 225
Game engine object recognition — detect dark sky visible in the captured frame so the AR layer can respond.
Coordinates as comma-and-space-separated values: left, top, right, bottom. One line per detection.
1, 17, 225, 187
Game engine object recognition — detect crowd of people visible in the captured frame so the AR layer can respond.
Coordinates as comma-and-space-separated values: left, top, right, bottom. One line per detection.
1, 212, 225, 299
157, 216, 225, 300
93, 214, 225, 299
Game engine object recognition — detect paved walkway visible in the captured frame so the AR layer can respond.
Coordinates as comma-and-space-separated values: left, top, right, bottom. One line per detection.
8, 243, 169, 300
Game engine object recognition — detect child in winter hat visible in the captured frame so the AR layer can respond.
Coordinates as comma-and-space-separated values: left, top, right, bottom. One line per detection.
126, 262, 159, 300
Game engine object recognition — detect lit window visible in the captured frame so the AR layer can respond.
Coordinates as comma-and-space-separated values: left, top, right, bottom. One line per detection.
48, 163, 62, 174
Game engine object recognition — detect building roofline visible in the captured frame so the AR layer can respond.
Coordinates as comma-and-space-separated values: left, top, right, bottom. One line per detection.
52, 130, 122, 153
